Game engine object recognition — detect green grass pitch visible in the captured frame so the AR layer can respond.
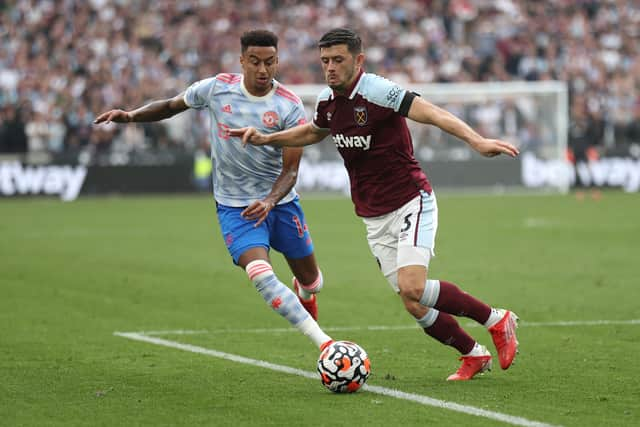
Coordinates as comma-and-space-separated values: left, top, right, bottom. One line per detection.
1, 192, 638, 426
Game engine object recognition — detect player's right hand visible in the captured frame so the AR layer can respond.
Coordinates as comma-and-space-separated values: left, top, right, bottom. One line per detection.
93, 109, 132, 124
229, 127, 269, 146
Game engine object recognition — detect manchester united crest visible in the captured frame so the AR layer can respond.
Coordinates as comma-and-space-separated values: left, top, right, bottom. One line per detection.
354, 106, 367, 126
262, 111, 279, 128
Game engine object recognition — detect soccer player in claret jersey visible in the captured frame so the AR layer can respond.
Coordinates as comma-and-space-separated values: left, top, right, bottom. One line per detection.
94, 30, 333, 351
231, 28, 520, 381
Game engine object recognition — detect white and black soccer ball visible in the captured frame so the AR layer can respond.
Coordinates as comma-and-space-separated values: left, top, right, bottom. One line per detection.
317, 340, 371, 393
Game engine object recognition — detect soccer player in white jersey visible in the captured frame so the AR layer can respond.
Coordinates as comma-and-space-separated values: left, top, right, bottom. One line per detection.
94, 30, 333, 351
232, 28, 521, 381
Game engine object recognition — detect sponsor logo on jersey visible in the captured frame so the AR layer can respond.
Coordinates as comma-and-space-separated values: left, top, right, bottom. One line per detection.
262, 111, 279, 128
332, 134, 371, 150
222, 104, 232, 113
354, 106, 367, 126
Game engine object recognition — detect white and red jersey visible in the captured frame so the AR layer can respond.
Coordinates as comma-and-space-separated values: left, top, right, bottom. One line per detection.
184, 73, 306, 207
312, 70, 432, 218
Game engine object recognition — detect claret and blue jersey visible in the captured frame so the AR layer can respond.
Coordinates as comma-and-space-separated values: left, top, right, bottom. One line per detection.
312, 70, 432, 218
184, 73, 307, 207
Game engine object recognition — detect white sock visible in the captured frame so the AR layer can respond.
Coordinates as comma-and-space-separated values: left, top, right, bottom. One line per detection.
463, 342, 488, 357
247, 261, 331, 348
294, 271, 323, 300
297, 285, 313, 300
484, 308, 506, 328
297, 317, 332, 349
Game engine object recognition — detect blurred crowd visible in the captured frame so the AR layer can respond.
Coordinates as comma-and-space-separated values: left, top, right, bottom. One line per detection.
0, 0, 639, 160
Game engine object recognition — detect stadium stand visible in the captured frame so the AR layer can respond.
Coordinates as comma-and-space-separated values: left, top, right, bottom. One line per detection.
0, 0, 638, 161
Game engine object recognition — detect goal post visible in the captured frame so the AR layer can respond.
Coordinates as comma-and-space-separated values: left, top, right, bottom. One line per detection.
290, 80, 570, 193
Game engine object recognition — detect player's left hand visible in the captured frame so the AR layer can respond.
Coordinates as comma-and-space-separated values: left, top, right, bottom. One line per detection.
473, 138, 520, 158
242, 199, 275, 227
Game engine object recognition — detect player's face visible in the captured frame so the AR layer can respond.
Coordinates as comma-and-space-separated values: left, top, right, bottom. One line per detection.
320, 44, 364, 94
240, 46, 278, 96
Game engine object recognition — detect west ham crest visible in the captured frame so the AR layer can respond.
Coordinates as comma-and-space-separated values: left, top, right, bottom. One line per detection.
354, 106, 367, 126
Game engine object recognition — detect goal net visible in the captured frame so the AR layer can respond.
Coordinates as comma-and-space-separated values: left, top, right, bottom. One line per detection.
290, 81, 569, 194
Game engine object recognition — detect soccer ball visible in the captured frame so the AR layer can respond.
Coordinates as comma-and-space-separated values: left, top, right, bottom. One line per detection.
317, 340, 370, 393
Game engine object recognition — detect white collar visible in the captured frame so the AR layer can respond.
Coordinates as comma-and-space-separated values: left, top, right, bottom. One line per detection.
240, 76, 277, 101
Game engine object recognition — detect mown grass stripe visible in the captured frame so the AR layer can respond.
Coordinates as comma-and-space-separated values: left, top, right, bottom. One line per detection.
115, 331, 560, 427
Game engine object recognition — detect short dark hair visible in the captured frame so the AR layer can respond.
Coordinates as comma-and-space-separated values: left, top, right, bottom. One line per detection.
318, 28, 362, 55
241, 30, 278, 53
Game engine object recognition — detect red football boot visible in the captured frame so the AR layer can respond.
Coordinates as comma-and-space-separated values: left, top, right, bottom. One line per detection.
294, 279, 318, 321
446, 346, 492, 381
488, 310, 519, 370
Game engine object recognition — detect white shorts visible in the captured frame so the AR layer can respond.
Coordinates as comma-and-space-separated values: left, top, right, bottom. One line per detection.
363, 190, 438, 292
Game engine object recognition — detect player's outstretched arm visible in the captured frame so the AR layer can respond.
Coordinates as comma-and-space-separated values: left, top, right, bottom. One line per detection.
230, 123, 329, 148
94, 93, 189, 125
407, 97, 519, 158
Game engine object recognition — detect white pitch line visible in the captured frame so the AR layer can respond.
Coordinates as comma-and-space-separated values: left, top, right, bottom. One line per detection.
516, 319, 640, 327
137, 319, 640, 336
135, 329, 210, 336
114, 331, 559, 427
